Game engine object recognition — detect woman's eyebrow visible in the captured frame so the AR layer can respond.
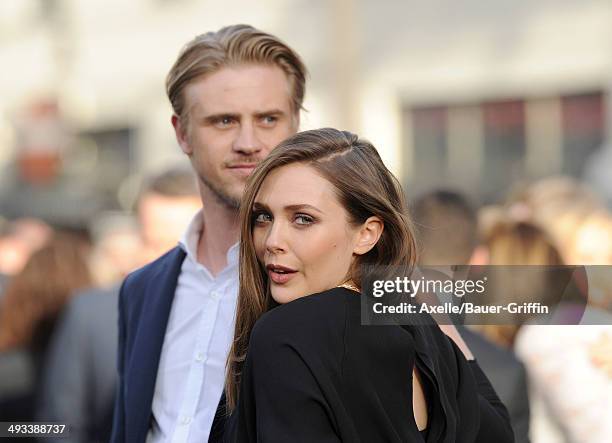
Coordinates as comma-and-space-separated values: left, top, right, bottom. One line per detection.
252, 202, 324, 215
283, 204, 324, 215
252, 202, 269, 211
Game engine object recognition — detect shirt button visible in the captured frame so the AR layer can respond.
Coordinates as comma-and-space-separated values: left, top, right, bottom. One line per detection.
211, 290, 219, 299
181, 416, 191, 425
195, 352, 204, 362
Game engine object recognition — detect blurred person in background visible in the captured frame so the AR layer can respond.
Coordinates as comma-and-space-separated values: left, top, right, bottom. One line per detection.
37, 167, 200, 443
0, 218, 16, 294
502, 176, 612, 315
504, 176, 605, 265
0, 217, 53, 295
87, 213, 142, 287
584, 141, 612, 209
475, 219, 566, 347
0, 231, 92, 425
570, 210, 612, 313
136, 167, 204, 265
111, 24, 307, 443
412, 189, 531, 443
0, 98, 104, 231
516, 321, 612, 443
9, 218, 54, 259
569, 210, 612, 266
508, 182, 612, 443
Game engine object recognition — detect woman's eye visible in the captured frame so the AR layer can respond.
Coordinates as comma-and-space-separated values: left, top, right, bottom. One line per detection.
295, 214, 314, 225
253, 212, 271, 223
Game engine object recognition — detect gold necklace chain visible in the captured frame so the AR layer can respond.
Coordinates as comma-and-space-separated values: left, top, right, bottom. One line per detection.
337, 281, 360, 293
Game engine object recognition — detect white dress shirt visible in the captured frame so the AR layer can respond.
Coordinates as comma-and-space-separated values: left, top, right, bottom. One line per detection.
146, 211, 239, 443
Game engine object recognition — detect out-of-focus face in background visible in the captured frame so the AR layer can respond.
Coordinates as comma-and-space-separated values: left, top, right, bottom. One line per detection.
0, 218, 53, 276
0, 236, 29, 276
138, 191, 202, 263
173, 65, 298, 209
87, 169, 202, 285
571, 211, 612, 266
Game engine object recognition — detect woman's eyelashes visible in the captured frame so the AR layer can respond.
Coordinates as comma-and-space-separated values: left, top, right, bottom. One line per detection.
294, 213, 315, 226
252, 210, 316, 227
253, 211, 272, 224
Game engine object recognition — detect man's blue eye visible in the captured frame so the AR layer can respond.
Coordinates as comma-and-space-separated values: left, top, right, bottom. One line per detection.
215, 117, 235, 127
262, 116, 277, 124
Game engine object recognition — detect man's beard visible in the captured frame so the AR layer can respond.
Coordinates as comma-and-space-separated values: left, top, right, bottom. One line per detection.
198, 173, 241, 210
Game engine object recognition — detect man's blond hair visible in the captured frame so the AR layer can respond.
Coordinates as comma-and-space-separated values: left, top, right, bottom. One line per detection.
166, 24, 307, 127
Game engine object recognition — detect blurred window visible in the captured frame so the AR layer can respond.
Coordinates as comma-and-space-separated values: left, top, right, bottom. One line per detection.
69, 127, 135, 208
561, 92, 605, 177
404, 91, 605, 203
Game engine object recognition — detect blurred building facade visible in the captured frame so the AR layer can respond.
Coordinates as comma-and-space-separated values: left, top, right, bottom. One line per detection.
1, 0, 611, 224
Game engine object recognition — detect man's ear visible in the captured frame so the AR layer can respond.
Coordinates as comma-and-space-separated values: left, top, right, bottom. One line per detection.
291, 112, 300, 132
353, 216, 384, 255
172, 114, 192, 155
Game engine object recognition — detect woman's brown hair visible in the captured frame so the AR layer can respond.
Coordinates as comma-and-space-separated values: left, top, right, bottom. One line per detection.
225, 128, 417, 410
0, 232, 93, 352
477, 219, 565, 347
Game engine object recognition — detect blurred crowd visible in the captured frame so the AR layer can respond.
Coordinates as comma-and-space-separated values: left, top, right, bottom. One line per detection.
0, 167, 201, 442
412, 177, 612, 443
0, 169, 610, 443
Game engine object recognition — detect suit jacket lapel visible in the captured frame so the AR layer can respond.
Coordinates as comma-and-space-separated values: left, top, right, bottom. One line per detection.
128, 247, 186, 442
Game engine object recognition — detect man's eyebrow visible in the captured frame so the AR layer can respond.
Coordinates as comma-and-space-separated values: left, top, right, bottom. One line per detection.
199, 109, 286, 124
253, 109, 286, 118
201, 113, 240, 124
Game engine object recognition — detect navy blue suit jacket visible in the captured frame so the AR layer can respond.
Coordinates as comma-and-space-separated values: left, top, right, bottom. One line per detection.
110, 247, 226, 443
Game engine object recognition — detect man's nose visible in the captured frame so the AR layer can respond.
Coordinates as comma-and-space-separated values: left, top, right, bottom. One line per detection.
233, 122, 262, 155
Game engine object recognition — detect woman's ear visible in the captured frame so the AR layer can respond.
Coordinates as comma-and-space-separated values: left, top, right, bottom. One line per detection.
353, 216, 384, 255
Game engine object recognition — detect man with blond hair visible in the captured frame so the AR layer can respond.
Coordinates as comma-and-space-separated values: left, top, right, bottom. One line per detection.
111, 25, 307, 443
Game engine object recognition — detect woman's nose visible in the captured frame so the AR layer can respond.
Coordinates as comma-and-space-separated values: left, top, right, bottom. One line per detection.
265, 221, 287, 254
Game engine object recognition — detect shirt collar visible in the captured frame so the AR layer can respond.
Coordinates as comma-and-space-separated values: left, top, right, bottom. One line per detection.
178, 209, 239, 267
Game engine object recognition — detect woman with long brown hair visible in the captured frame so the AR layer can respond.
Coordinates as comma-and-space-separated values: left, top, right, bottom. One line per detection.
224, 128, 513, 442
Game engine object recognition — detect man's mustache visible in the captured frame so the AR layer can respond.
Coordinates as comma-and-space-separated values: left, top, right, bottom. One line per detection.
224, 158, 263, 168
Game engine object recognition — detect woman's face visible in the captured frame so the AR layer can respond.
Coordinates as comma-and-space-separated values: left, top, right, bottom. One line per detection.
252, 163, 375, 304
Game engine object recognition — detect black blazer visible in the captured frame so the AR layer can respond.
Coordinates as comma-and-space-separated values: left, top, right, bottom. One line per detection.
110, 247, 226, 443
459, 326, 531, 442
226, 287, 514, 442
